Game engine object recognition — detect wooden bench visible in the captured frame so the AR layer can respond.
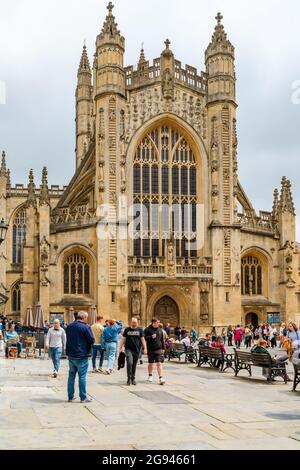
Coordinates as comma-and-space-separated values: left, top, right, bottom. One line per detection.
167, 343, 197, 363
234, 348, 288, 383
198, 346, 235, 373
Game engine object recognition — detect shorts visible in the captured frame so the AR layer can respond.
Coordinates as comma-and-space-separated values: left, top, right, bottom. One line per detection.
148, 351, 165, 364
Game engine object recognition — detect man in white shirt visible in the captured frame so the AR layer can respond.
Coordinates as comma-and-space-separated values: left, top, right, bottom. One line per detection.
45, 319, 66, 378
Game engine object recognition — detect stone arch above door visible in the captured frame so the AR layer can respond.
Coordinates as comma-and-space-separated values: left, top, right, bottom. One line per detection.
154, 296, 179, 328
146, 285, 191, 328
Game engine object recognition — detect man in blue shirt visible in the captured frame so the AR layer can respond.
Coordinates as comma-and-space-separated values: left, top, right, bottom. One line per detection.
66, 311, 94, 403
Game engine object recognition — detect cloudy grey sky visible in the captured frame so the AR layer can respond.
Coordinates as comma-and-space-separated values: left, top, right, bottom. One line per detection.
0, 0, 299, 236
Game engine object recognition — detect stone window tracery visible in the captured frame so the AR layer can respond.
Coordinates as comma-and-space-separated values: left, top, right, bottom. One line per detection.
63, 253, 90, 296
11, 282, 21, 313
241, 255, 263, 296
133, 125, 197, 260
12, 209, 26, 264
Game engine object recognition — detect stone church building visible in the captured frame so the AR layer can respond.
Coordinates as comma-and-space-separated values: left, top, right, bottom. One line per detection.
0, 3, 299, 329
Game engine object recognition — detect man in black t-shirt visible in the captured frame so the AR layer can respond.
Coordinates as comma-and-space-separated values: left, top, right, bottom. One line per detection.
120, 318, 147, 386
144, 318, 166, 385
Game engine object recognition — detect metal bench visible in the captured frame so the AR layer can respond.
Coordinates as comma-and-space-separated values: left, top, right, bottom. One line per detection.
198, 346, 235, 373
234, 348, 288, 383
167, 343, 197, 363
293, 363, 300, 391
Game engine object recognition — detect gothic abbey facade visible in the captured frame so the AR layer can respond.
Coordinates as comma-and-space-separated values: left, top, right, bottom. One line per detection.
0, 3, 299, 329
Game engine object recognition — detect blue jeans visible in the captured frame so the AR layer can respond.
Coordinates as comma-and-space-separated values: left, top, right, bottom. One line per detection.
67, 357, 89, 401
106, 342, 117, 370
49, 347, 62, 373
92, 345, 104, 369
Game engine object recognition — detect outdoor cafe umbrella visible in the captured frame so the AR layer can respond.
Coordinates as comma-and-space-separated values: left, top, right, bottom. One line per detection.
89, 306, 97, 326
33, 302, 44, 357
24, 306, 34, 329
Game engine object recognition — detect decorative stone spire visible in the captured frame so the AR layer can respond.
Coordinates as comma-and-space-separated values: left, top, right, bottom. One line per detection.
78, 44, 91, 75
161, 38, 174, 58
208, 13, 233, 51
272, 188, 279, 220
0, 151, 7, 177
279, 177, 296, 215
138, 45, 146, 65
100, 2, 122, 38
205, 13, 236, 103
40, 167, 50, 206
26, 169, 37, 208
6, 168, 11, 189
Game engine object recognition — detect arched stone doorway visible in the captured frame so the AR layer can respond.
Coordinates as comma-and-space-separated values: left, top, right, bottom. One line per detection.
245, 312, 259, 327
154, 296, 179, 328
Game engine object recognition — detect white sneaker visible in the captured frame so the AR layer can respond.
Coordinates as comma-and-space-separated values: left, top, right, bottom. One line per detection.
98, 368, 104, 374
106, 369, 112, 375
147, 375, 153, 383
159, 377, 166, 386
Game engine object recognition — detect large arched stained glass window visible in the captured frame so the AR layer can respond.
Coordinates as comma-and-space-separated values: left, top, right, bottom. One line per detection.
63, 253, 90, 296
241, 255, 263, 296
12, 209, 26, 264
133, 125, 198, 260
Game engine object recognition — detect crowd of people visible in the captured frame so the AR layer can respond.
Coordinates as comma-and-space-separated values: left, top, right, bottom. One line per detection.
2, 312, 300, 402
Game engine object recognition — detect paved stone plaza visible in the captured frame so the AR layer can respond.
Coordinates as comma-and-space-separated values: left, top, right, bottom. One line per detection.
1, 351, 300, 450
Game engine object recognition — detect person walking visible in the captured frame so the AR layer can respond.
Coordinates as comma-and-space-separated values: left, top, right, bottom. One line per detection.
174, 325, 181, 341
191, 327, 198, 344
269, 325, 278, 349
234, 325, 243, 349
66, 311, 95, 403
287, 322, 300, 352
211, 327, 217, 343
221, 328, 227, 346
119, 317, 147, 386
165, 323, 171, 338
144, 318, 166, 385
91, 316, 105, 373
244, 326, 252, 349
280, 322, 287, 348
45, 319, 66, 378
101, 319, 123, 375
227, 326, 233, 347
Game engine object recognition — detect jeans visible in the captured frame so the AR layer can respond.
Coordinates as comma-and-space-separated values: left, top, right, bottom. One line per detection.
106, 342, 117, 370
49, 347, 62, 373
125, 349, 140, 380
5, 342, 21, 357
67, 357, 89, 401
272, 354, 288, 366
92, 345, 104, 369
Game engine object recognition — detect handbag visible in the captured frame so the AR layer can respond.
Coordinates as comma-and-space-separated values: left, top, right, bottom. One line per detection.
117, 351, 125, 370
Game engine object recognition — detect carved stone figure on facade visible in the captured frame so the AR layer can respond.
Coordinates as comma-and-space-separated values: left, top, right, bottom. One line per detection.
120, 156, 126, 193
162, 68, 174, 100
132, 293, 141, 317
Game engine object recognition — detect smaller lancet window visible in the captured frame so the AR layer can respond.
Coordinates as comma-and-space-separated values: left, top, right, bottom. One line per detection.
12, 209, 26, 264
11, 283, 21, 313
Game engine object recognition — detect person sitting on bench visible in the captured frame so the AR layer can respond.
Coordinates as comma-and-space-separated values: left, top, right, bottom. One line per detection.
251, 338, 288, 366
5, 324, 22, 358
